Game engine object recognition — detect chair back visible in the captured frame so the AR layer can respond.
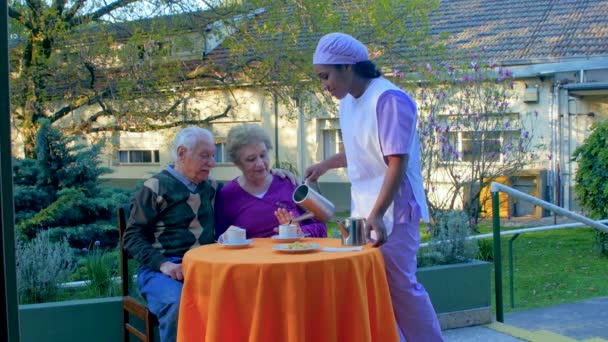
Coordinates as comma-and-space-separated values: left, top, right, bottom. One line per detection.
117, 203, 132, 297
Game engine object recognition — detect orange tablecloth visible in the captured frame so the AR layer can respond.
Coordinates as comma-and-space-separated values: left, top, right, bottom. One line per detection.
177, 238, 398, 342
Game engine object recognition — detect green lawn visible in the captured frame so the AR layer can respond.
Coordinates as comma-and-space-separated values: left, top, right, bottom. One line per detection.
483, 226, 608, 313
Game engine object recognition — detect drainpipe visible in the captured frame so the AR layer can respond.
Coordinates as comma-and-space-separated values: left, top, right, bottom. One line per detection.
296, 96, 305, 178
274, 94, 279, 165
549, 81, 561, 214
566, 95, 577, 210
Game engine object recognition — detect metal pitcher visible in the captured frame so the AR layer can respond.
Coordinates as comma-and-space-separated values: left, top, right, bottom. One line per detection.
292, 180, 335, 223
336, 217, 370, 246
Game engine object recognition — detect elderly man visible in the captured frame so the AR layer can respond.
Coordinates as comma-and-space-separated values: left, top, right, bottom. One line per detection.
124, 126, 220, 341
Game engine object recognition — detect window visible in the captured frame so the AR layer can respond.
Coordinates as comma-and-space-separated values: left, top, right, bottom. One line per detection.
444, 130, 520, 163
214, 142, 227, 163
322, 129, 344, 159
118, 150, 160, 164
434, 112, 522, 164
137, 41, 172, 60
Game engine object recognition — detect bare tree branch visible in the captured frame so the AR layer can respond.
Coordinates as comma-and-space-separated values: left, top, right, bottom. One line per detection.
86, 105, 233, 133
69, 0, 139, 27
8, 6, 34, 30
50, 89, 111, 122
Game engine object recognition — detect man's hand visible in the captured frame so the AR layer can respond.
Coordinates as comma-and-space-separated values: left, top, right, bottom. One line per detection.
270, 168, 299, 186
160, 261, 184, 281
366, 215, 388, 248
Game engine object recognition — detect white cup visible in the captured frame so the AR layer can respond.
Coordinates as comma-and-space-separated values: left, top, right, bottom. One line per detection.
219, 226, 247, 244
278, 224, 299, 238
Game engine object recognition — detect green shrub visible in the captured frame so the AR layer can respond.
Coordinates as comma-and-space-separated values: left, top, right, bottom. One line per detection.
476, 238, 494, 261
80, 241, 120, 297
16, 230, 75, 304
573, 122, 608, 256
13, 119, 132, 242
47, 222, 119, 250
418, 210, 479, 267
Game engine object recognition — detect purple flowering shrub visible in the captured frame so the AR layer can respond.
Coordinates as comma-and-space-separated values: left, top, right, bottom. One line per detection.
393, 51, 542, 223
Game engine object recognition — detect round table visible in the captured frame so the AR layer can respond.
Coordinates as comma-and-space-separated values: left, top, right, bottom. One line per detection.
177, 238, 398, 342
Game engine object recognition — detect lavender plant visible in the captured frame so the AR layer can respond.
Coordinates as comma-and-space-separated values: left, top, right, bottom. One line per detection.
16, 230, 75, 304
419, 210, 479, 267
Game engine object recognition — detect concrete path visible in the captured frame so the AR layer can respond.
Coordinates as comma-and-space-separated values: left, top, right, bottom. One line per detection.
441, 297, 608, 342
504, 297, 608, 340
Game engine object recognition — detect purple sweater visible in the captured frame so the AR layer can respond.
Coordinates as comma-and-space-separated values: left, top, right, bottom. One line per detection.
215, 175, 327, 238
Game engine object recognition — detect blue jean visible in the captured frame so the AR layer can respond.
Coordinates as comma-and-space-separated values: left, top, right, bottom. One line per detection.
137, 257, 183, 342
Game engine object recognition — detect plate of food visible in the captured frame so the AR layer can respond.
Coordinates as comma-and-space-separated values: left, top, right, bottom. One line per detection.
272, 242, 320, 253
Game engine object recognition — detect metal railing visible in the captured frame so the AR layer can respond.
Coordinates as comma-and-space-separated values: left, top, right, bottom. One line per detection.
490, 182, 608, 322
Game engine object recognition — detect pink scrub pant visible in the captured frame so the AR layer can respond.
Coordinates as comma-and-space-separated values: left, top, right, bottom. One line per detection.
381, 221, 444, 342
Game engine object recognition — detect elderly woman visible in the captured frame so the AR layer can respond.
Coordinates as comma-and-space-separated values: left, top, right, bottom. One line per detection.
215, 124, 327, 238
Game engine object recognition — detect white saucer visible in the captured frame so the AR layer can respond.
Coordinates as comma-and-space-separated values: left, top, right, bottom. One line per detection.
270, 235, 307, 243
272, 243, 320, 254
218, 239, 253, 249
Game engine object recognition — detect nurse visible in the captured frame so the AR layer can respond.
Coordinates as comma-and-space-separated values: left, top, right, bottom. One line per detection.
305, 32, 444, 341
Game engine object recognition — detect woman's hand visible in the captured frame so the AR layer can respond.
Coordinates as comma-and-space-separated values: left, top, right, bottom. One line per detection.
274, 208, 300, 226
270, 168, 300, 186
366, 214, 387, 247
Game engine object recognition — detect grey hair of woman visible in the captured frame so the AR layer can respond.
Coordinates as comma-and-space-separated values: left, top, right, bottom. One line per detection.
226, 124, 273, 163
171, 126, 214, 162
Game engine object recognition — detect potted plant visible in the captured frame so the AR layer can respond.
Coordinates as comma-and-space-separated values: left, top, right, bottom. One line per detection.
416, 210, 492, 329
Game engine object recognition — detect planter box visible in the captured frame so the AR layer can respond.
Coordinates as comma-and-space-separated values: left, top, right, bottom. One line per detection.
417, 259, 492, 329
19, 297, 160, 342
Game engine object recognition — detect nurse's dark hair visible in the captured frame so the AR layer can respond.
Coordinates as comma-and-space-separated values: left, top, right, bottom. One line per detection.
336, 61, 382, 79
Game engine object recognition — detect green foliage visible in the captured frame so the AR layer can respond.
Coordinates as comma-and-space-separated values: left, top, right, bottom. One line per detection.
418, 210, 479, 267
476, 238, 494, 261
13, 120, 132, 244
573, 122, 608, 255
47, 222, 119, 250
9, 0, 440, 157
16, 231, 76, 304
80, 241, 120, 297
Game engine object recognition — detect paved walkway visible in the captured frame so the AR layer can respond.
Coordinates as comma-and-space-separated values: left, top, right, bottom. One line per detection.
442, 297, 608, 341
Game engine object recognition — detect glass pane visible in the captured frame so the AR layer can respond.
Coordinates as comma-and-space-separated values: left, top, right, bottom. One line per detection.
323, 130, 336, 159
154, 150, 160, 163
129, 150, 152, 163
118, 151, 128, 163
215, 144, 224, 163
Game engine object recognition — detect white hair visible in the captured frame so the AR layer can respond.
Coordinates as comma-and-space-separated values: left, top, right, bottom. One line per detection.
171, 127, 214, 162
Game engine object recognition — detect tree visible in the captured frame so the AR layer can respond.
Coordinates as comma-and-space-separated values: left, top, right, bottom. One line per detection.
573, 122, 608, 255
393, 51, 543, 223
13, 119, 131, 243
8, 0, 234, 157
9, 0, 439, 157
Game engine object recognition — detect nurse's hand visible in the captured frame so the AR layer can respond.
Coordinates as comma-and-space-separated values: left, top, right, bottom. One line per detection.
270, 168, 300, 186
366, 215, 387, 247
304, 163, 328, 182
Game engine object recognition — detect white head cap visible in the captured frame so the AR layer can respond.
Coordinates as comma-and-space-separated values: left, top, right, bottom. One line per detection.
313, 32, 369, 65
